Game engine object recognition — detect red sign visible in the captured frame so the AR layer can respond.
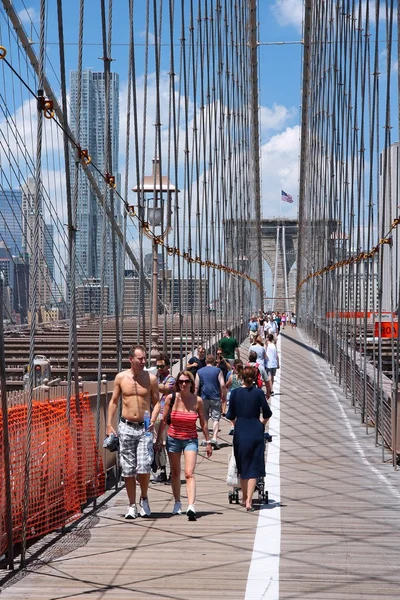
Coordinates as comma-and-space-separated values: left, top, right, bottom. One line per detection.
374, 321, 399, 338
326, 312, 372, 318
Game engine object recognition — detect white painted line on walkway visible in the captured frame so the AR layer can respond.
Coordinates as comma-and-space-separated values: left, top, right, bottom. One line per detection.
298, 329, 400, 503
245, 335, 281, 600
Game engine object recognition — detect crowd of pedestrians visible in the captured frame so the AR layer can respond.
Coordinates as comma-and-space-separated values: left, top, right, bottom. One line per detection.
105, 315, 287, 522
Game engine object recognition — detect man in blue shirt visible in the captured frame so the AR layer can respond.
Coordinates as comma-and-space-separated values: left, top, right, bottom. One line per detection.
248, 315, 259, 344
195, 355, 226, 449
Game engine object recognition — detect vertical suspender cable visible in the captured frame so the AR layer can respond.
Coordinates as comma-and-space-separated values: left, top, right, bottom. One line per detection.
273, 226, 279, 305
381, 0, 395, 462
122, 0, 134, 370
128, 0, 145, 343
297, 0, 312, 317
248, 0, 263, 309
57, 0, 80, 423
0, 273, 13, 569
101, 0, 121, 369
21, 0, 45, 569
282, 226, 289, 314
394, 0, 400, 469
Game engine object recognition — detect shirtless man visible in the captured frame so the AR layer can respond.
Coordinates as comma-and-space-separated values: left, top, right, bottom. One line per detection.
107, 345, 159, 519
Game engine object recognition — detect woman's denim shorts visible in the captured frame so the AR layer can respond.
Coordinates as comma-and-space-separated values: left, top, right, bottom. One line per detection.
167, 435, 198, 453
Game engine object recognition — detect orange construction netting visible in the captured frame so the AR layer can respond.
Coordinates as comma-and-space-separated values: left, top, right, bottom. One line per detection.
0, 393, 105, 556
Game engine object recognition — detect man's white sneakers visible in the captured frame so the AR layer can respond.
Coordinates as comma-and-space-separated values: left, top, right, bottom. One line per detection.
125, 505, 138, 519
139, 497, 151, 517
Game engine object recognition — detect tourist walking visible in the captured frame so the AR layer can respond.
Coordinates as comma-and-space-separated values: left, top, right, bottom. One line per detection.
265, 315, 278, 340
155, 371, 212, 521
186, 345, 206, 376
265, 333, 279, 395
226, 359, 244, 434
195, 355, 227, 449
107, 345, 160, 519
247, 350, 270, 395
151, 354, 176, 483
248, 316, 259, 344
226, 366, 272, 511
219, 329, 239, 365
249, 336, 267, 369
216, 349, 230, 381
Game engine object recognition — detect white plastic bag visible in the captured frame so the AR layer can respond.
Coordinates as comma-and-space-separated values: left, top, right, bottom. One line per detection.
226, 452, 239, 487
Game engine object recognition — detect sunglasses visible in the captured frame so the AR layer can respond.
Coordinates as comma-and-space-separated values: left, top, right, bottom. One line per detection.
179, 379, 191, 383
156, 364, 166, 368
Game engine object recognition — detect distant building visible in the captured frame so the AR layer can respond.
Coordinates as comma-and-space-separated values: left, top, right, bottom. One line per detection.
336, 257, 379, 313
40, 305, 62, 323
0, 189, 23, 255
13, 256, 29, 324
76, 279, 110, 316
0, 246, 13, 320
70, 69, 122, 313
21, 178, 53, 311
123, 273, 209, 317
379, 143, 400, 311
144, 251, 165, 276
43, 223, 54, 281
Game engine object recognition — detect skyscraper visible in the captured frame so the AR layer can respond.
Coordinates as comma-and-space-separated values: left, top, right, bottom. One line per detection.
43, 223, 54, 281
21, 178, 52, 310
0, 189, 23, 255
70, 69, 121, 314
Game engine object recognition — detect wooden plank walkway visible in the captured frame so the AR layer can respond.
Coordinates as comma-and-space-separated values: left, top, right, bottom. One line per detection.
2, 330, 400, 599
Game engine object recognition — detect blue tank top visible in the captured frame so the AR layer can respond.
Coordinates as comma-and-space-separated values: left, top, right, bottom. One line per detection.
198, 366, 221, 401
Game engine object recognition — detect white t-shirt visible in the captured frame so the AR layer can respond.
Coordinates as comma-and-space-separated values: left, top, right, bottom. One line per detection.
266, 342, 279, 369
249, 343, 266, 366
266, 320, 277, 335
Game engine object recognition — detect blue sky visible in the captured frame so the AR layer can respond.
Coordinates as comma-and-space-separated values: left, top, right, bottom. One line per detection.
4, 1, 397, 298
6, 0, 303, 222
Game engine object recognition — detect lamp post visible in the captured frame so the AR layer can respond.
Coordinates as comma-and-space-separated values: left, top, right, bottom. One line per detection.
133, 159, 177, 365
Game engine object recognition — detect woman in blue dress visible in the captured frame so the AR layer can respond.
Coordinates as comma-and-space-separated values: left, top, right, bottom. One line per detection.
226, 366, 272, 511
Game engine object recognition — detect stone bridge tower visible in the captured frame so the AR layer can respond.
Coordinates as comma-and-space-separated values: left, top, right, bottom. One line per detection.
261, 219, 298, 313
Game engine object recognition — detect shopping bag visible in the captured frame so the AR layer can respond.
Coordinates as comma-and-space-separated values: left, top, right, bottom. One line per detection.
157, 445, 167, 468
226, 452, 239, 487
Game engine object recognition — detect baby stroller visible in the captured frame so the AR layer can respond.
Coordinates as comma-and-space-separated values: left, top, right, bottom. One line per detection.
227, 432, 272, 505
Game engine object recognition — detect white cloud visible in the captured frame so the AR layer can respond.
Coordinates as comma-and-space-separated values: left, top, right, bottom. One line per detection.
118, 72, 195, 193
359, 2, 397, 25
17, 6, 38, 24
139, 31, 156, 45
270, 0, 303, 32
260, 125, 300, 218
260, 103, 297, 132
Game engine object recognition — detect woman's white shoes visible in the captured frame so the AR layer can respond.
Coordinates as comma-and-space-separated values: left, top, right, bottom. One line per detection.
186, 504, 197, 521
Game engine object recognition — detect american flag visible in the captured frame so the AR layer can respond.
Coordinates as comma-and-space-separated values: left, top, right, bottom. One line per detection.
281, 190, 293, 203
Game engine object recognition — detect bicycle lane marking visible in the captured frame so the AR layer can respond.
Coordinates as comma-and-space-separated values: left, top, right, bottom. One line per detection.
245, 334, 281, 600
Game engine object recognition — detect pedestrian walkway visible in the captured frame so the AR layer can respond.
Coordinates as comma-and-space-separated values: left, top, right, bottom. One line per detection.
2, 329, 400, 599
